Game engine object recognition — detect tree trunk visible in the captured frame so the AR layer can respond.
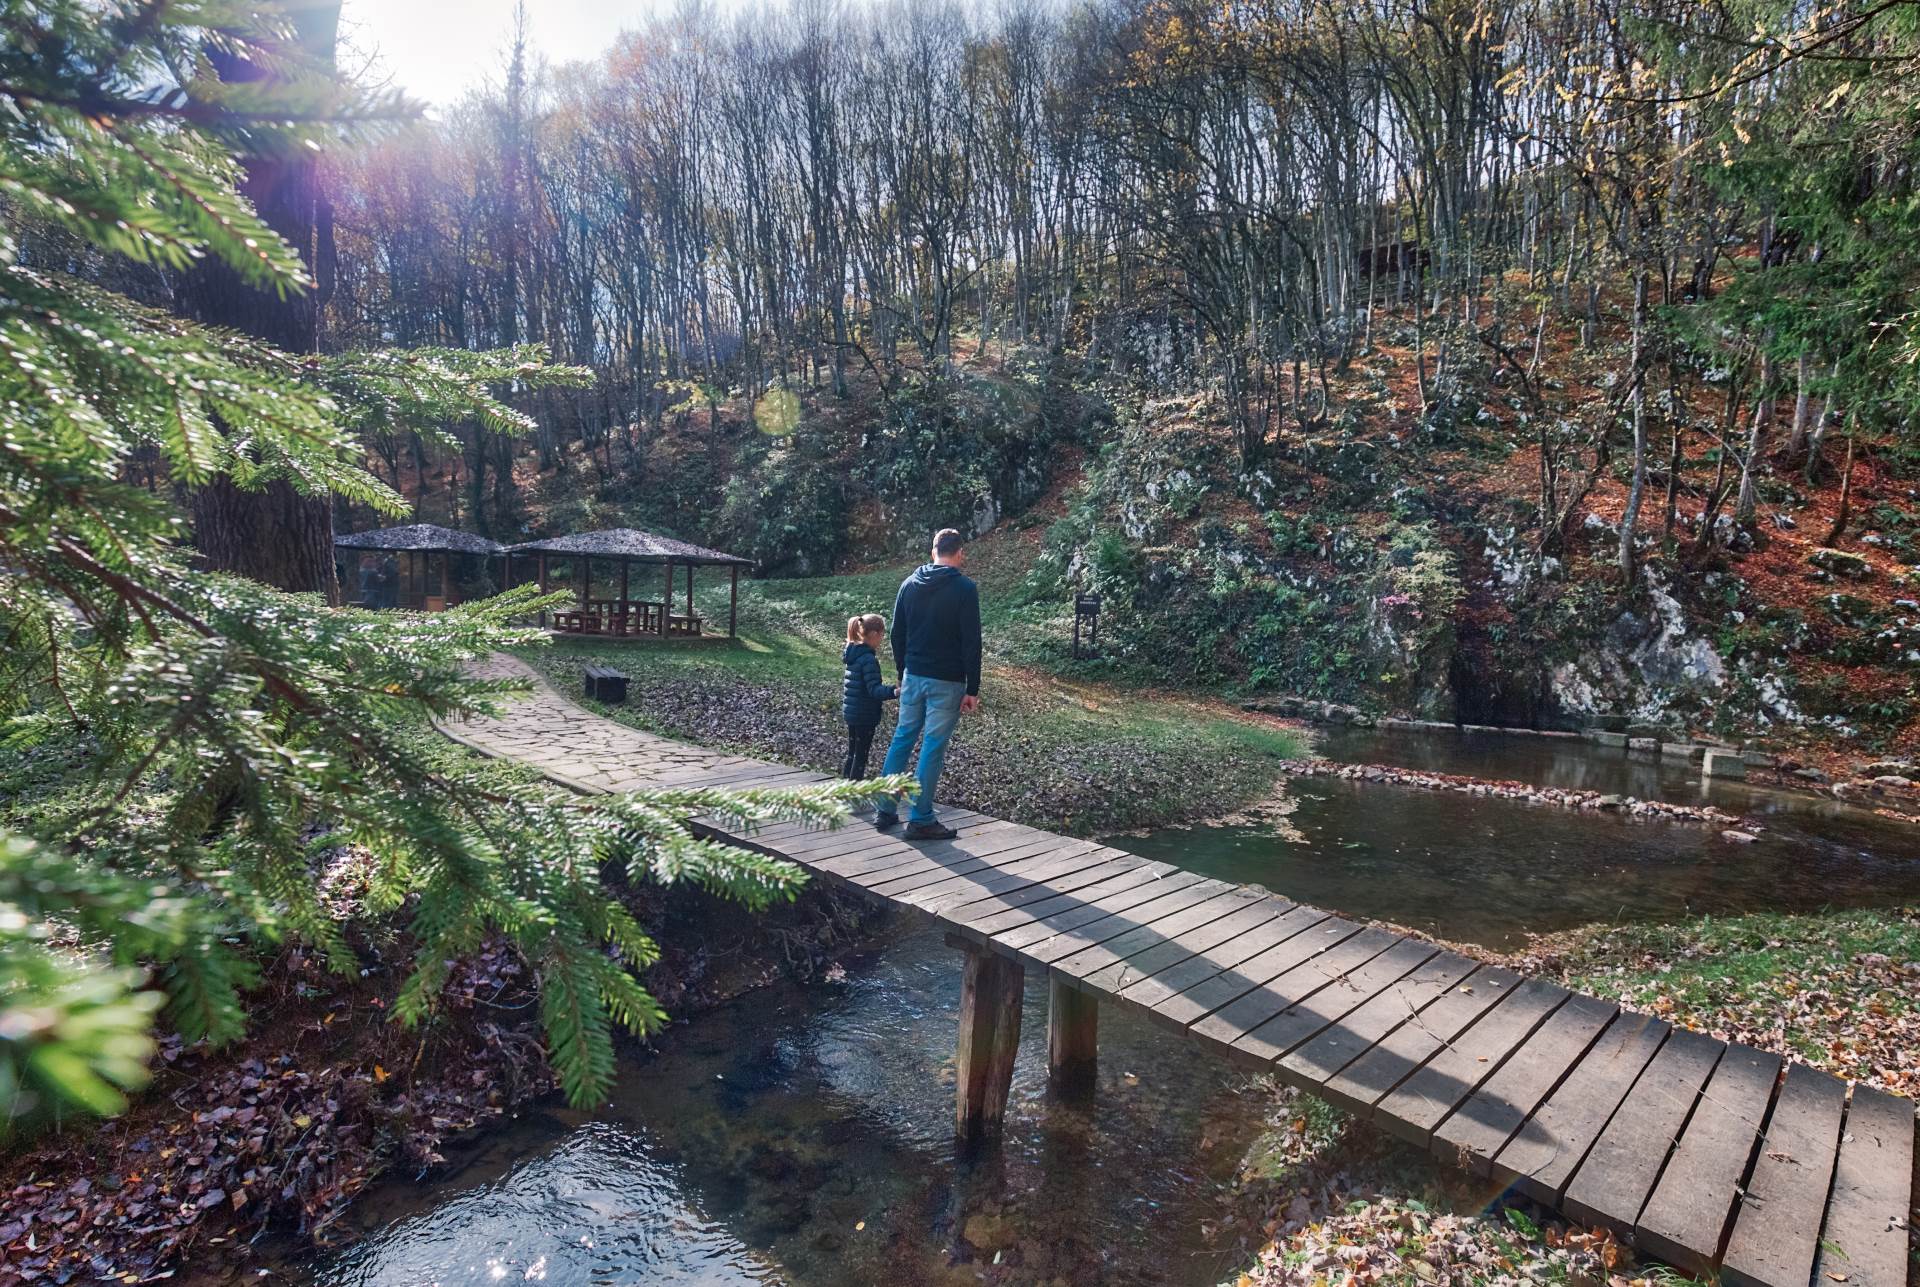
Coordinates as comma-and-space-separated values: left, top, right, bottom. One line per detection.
177, 1, 342, 601
1618, 273, 1649, 581
1734, 346, 1775, 525
1825, 433, 1857, 545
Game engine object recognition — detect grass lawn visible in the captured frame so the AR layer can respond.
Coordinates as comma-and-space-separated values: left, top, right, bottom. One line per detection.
515, 541, 1304, 834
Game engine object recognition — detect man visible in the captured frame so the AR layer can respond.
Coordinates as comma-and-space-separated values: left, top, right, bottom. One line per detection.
875, 528, 982, 840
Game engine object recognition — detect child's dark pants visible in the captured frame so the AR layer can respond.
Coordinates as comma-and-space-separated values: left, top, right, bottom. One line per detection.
843, 722, 878, 779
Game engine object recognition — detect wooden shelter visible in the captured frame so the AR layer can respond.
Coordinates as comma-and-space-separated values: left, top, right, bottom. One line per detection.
505, 528, 752, 639
335, 524, 505, 611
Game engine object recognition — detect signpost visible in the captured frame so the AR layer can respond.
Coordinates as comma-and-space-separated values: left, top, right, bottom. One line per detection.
1072, 592, 1101, 659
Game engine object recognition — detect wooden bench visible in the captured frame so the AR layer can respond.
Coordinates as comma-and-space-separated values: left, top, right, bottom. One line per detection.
582, 664, 629, 704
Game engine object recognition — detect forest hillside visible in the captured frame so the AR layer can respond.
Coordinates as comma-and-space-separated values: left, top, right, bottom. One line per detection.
302, 0, 1920, 767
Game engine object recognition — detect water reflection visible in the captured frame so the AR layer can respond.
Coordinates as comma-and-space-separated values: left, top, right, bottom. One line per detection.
1121, 726, 1920, 947
299, 927, 1263, 1287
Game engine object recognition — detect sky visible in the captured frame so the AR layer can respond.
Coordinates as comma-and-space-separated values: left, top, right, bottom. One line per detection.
338, 0, 669, 106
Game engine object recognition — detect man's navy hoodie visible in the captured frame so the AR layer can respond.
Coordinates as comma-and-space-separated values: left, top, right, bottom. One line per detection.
891, 563, 982, 696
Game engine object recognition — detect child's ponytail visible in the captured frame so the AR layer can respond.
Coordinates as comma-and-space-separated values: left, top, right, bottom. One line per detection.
847, 613, 887, 643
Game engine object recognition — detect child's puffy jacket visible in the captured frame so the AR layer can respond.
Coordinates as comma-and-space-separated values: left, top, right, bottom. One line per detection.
841, 642, 897, 725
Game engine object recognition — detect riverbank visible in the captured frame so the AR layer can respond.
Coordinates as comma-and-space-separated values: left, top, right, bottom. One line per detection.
0, 733, 889, 1284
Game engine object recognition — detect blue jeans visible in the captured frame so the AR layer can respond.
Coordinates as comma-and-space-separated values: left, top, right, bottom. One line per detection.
880, 674, 967, 823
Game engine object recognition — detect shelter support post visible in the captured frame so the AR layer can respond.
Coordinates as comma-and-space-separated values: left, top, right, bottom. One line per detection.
1047, 976, 1098, 1096
537, 554, 548, 628
661, 559, 674, 637
729, 565, 739, 638
581, 556, 590, 610
619, 560, 630, 634
948, 933, 1023, 1147
687, 565, 695, 634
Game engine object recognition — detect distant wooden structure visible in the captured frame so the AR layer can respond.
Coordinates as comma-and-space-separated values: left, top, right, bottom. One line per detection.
335, 524, 505, 611
505, 528, 752, 639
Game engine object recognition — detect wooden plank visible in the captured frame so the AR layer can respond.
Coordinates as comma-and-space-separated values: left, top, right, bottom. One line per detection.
1492, 1010, 1671, 1205
806, 821, 1031, 882
1196, 926, 1408, 1064
1149, 917, 1366, 1033
892, 838, 1112, 901
1721, 1063, 1847, 1287
775, 827, 916, 865
1635, 1043, 1783, 1277
1192, 926, 1406, 1061
958, 862, 1182, 941
1117, 905, 1326, 1013
866, 836, 1093, 899
889, 839, 1113, 907
904, 848, 1132, 921
927, 852, 1143, 922
1020, 878, 1239, 967
1812, 1083, 1916, 1287
992, 870, 1212, 959
1319, 965, 1524, 1118
1374, 977, 1569, 1147
1431, 993, 1617, 1172
1278, 952, 1480, 1091
925, 852, 1144, 922
744, 808, 998, 850
1560, 1027, 1725, 1237
1051, 887, 1267, 983
1076, 894, 1293, 998
1234, 936, 1439, 1070
938, 856, 1161, 934
774, 814, 1012, 862
815, 836, 1042, 893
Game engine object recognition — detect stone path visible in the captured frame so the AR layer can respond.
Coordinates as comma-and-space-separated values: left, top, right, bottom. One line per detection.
438, 653, 1917, 1287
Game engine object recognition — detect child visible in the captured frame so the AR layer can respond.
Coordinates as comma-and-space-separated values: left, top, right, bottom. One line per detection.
841, 613, 898, 778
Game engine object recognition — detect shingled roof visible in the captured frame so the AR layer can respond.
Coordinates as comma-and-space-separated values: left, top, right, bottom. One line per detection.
334, 524, 505, 555
506, 528, 752, 567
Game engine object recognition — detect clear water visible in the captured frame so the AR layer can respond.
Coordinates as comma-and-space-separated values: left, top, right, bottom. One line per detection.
291, 727, 1920, 1284
1122, 726, 1920, 948
292, 925, 1268, 1286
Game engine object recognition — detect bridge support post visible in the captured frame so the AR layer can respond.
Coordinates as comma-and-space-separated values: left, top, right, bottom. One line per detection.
1047, 976, 1098, 1095
951, 938, 1024, 1147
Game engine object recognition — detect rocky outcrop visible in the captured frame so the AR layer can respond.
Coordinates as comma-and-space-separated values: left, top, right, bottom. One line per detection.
1545, 570, 1730, 725
1809, 547, 1873, 579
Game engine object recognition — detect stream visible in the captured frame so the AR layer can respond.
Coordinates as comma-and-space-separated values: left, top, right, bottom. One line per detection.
286, 924, 1270, 1286
289, 726, 1920, 1285
1126, 726, 1920, 948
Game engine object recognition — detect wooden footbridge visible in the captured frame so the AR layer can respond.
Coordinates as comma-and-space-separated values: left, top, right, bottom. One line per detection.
445, 655, 1916, 1287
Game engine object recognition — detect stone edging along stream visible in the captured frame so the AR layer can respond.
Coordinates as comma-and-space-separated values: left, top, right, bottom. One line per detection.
1271, 758, 1759, 832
